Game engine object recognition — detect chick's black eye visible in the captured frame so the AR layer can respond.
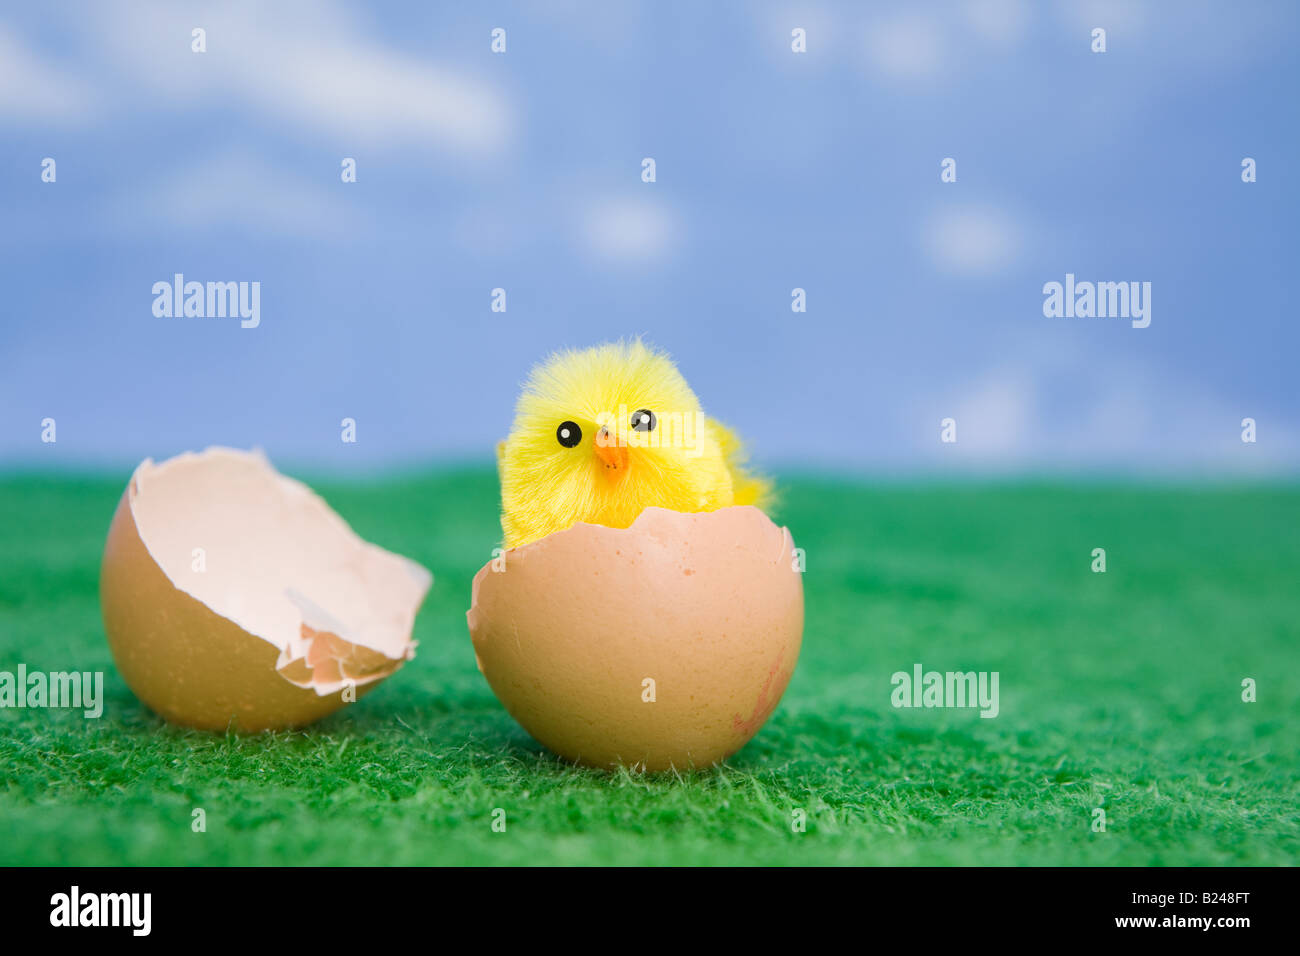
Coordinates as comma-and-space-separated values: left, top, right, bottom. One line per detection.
631, 409, 656, 432
556, 421, 582, 448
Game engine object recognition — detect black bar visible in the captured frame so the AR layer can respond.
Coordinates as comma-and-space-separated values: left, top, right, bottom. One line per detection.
0, 866, 1284, 941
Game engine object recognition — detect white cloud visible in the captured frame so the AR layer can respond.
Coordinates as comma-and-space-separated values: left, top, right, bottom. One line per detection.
924, 204, 1024, 277
239, 43, 508, 154
580, 196, 678, 264
1055, 0, 1149, 37
13, 1, 511, 155
954, 375, 1035, 457
1064, 368, 1300, 471
923, 351, 1300, 472
863, 13, 947, 82
0, 24, 98, 121
963, 0, 1032, 50
757, 3, 837, 63
113, 149, 362, 238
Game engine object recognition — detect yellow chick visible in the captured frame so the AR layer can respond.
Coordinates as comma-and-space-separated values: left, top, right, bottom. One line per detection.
498, 341, 768, 548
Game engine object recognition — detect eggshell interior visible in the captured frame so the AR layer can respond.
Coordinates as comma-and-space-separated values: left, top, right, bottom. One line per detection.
100, 447, 432, 730
468, 505, 803, 770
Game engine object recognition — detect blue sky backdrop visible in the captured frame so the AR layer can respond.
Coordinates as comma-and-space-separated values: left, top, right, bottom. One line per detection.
2, 0, 1297, 475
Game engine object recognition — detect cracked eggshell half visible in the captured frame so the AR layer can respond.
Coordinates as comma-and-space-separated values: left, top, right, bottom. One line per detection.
467, 505, 803, 770
100, 447, 432, 731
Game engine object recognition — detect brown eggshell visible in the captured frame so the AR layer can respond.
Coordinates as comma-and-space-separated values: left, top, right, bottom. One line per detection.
467, 505, 803, 770
100, 448, 431, 731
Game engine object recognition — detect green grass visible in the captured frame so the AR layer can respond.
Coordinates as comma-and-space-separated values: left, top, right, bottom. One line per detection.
0, 468, 1297, 866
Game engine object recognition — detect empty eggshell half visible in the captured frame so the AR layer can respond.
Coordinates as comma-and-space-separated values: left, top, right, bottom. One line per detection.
467, 505, 803, 770
100, 447, 432, 731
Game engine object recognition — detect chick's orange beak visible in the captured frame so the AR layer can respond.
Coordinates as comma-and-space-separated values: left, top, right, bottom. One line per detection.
594, 426, 628, 474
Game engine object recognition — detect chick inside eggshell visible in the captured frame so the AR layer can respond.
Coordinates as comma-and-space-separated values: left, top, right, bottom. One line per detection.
467, 505, 803, 771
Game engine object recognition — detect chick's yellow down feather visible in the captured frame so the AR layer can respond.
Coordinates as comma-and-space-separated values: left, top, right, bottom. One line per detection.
498, 341, 769, 548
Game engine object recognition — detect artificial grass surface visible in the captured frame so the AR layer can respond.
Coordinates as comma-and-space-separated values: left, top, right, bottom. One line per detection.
0, 468, 1296, 866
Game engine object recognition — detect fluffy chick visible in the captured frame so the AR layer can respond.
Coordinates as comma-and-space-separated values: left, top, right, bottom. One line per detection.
498, 341, 768, 548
